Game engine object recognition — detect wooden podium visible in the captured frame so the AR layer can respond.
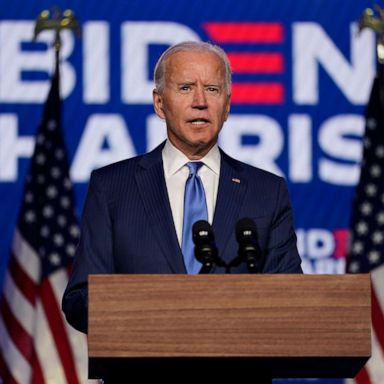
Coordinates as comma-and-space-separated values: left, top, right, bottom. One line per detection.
88, 274, 371, 381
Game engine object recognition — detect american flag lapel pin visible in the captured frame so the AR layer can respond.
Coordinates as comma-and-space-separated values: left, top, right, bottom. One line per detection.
232, 178, 241, 184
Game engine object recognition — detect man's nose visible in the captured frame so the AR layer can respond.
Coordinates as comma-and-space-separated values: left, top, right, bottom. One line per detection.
192, 87, 208, 109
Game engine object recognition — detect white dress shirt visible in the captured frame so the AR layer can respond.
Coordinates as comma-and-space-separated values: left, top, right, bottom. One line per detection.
162, 140, 221, 246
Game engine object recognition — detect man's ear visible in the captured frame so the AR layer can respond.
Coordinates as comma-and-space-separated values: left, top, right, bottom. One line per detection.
153, 89, 166, 119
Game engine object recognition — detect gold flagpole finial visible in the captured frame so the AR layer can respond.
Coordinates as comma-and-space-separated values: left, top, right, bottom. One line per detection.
358, 5, 384, 63
33, 7, 81, 52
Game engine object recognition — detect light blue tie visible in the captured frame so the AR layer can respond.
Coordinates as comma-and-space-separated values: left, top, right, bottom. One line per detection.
181, 162, 208, 274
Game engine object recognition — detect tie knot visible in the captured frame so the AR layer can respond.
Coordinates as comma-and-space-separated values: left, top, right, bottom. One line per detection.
187, 161, 204, 176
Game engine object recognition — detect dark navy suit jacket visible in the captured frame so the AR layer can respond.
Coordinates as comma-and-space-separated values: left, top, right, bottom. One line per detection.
62, 142, 302, 333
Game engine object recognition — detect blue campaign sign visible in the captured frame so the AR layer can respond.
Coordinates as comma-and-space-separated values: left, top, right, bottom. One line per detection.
0, 0, 375, 278
0, 1, 376, 380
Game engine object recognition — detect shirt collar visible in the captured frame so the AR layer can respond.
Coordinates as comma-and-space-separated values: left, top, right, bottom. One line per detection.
162, 140, 221, 177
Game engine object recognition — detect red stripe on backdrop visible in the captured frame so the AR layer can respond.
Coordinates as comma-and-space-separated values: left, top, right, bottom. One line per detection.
0, 352, 19, 384
0, 297, 33, 363
203, 22, 284, 43
39, 278, 80, 384
227, 53, 284, 73
372, 286, 384, 351
231, 83, 284, 104
10, 254, 36, 305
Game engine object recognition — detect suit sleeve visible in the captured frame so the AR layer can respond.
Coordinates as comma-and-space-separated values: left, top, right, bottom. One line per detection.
262, 177, 303, 273
62, 170, 114, 333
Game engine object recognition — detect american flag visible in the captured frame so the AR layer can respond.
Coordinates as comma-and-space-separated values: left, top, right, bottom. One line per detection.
347, 66, 384, 384
0, 60, 89, 383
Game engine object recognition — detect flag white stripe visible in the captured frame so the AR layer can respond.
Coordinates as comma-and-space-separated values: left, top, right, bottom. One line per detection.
50, 269, 89, 383
3, 271, 35, 335
34, 298, 67, 384
372, 265, 384, 314
365, 326, 384, 384
12, 229, 40, 283
0, 316, 31, 383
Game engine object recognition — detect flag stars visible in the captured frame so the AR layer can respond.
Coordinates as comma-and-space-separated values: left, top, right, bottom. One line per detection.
364, 137, 371, 148
46, 185, 58, 199
41, 226, 50, 237
37, 175, 45, 184
55, 149, 64, 160
53, 234, 64, 246
368, 250, 380, 264
377, 212, 384, 225
36, 133, 45, 144
352, 241, 364, 254
356, 221, 369, 235
51, 167, 61, 179
47, 120, 57, 131
348, 261, 360, 273
367, 118, 377, 130
57, 215, 67, 227
69, 225, 79, 238
60, 196, 70, 208
360, 202, 372, 216
66, 244, 76, 257
49, 252, 61, 266
376, 145, 384, 158
25, 210, 36, 223
370, 165, 381, 178
36, 153, 46, 165
372, 231, 384, 244
25, 192, 33, 203
43, 205, 54, 218
365, 184, 377, 197
63, 178, 71, 190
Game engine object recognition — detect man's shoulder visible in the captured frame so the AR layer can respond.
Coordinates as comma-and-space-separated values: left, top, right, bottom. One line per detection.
92, 154, 143, 178
92, 142, 165, 179
220, 149, 284, 185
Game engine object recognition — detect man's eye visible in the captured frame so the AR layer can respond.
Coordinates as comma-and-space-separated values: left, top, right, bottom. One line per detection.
207, 87, 219, 93
180, 85, 191, 91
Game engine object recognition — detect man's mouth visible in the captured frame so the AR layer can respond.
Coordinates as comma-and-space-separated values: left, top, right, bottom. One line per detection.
189, 118, 209, 125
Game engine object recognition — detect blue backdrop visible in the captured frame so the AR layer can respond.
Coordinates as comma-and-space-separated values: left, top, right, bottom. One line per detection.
0, 2, 377, 382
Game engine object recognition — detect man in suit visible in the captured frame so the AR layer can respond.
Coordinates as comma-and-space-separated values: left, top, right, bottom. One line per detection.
62, 41, 302, 335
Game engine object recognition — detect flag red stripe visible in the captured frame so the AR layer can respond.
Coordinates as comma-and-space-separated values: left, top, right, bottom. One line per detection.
227, 52, 284, 73
40, 278, 80, 384
0, 296, 34, 363
355, 366, 372, 384
231, 83, 284, 104
31, 353, 46, 384
10, 253, 36, 305
371, 286, 384, 351
0, 352, 19, 384
204, 22, 284, 43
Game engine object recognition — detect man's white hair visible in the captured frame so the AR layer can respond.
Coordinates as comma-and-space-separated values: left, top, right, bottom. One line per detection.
153, 41, 232, 95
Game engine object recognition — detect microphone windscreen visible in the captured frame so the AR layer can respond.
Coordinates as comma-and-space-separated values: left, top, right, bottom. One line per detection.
192, 220, 213, 243
236, 218, 257, 241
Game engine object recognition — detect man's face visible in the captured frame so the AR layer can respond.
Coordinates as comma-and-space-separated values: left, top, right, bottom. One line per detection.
153, 50, 231, 159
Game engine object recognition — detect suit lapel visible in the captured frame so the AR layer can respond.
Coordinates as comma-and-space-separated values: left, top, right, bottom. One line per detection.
135, 143, 186, 273
213, 151, 247, 265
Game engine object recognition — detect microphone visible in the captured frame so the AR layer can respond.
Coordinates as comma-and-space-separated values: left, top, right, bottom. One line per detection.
192, 220, 226, 273
235, 218, 261, 273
